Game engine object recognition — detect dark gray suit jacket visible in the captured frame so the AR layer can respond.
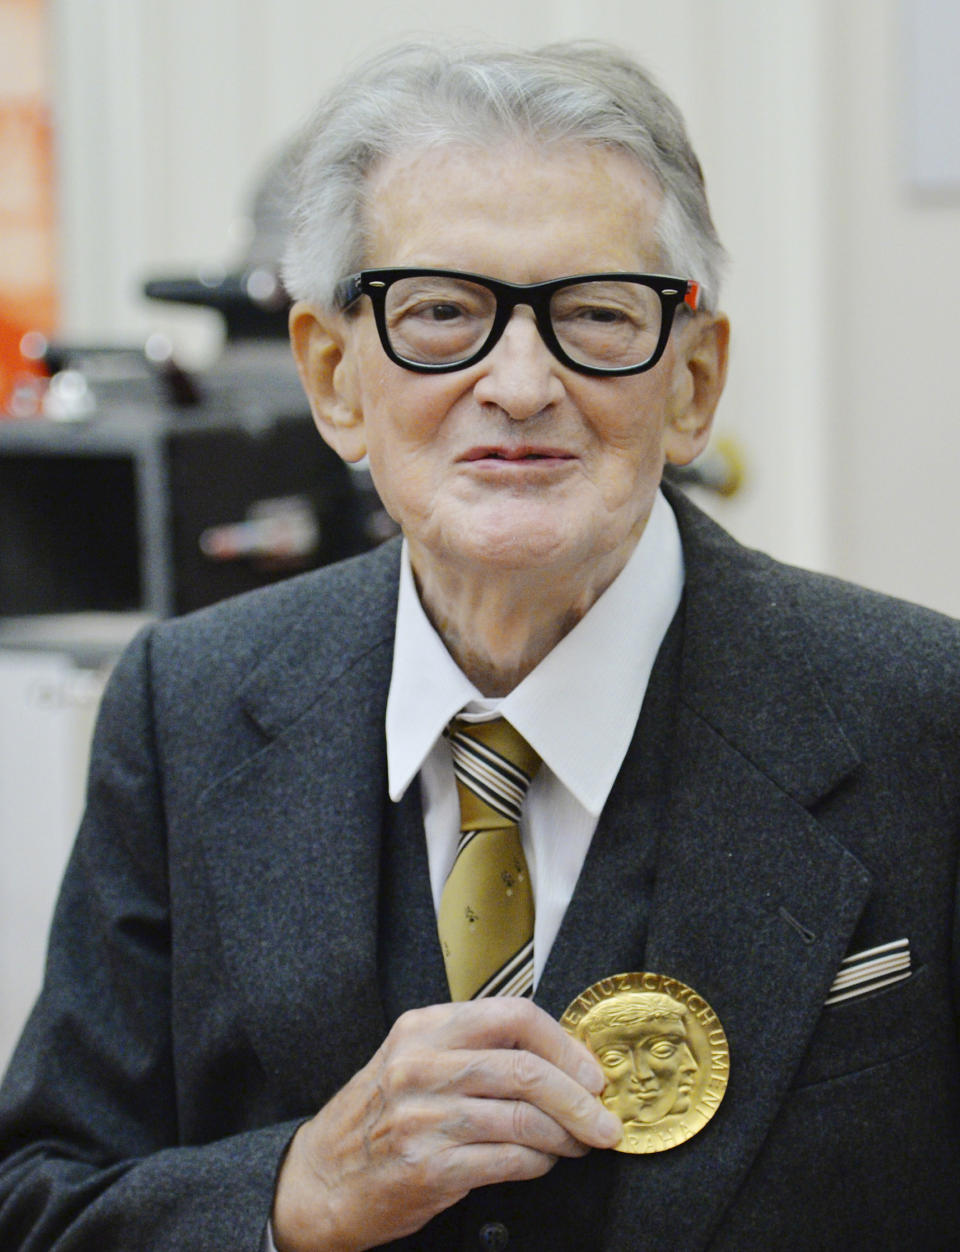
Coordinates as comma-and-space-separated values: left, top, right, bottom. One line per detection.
1, 487, 959, 1250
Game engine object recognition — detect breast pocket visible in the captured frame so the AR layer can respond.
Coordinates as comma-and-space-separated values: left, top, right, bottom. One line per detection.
790, 963, 933, 1090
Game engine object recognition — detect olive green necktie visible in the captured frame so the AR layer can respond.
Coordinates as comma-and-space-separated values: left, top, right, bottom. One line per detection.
438, 718, 541, 1000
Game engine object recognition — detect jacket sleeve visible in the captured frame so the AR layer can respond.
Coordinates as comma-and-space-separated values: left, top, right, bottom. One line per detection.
0, 628, 299, 1250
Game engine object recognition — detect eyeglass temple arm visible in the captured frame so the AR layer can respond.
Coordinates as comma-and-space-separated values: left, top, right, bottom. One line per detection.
334, 274, 363, 309
684, 281, 700, 312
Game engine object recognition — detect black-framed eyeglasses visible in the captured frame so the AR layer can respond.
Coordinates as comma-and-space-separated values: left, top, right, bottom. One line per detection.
333, 268, 701, 377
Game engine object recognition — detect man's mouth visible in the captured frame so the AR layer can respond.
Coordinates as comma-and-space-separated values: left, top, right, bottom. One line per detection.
461, 446, 573, 462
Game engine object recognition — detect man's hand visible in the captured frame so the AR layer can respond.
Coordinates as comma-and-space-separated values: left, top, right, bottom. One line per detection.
271, 998, 622, 1252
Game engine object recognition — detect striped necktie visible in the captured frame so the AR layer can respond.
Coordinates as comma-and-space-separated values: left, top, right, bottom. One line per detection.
438, 718, 541, 1001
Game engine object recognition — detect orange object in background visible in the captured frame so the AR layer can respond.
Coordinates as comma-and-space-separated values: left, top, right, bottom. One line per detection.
0, 0, 58, 416
0, 310, 48, 417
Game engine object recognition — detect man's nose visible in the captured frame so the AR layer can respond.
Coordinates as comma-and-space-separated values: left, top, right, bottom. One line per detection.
472, 307, 565, 419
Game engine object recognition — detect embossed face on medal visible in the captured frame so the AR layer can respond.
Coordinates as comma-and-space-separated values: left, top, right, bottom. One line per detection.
560, 972, 730, 1154
581, 993, 698, 1126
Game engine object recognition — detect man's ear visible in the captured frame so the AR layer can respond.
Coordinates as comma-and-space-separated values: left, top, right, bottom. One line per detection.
662, 313, 730, 466
289, 300, 367, 462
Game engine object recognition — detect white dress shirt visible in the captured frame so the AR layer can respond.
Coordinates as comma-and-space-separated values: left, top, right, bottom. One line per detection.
386, 488, 684, 987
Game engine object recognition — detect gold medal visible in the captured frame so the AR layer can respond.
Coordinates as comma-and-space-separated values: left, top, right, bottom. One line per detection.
560, 972, 730, 1154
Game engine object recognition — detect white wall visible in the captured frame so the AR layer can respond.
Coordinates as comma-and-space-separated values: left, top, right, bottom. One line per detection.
824, 2, 960, 614
49, 0, 960, 614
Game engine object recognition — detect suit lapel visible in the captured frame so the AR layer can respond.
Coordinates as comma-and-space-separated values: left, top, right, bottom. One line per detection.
547, 492, 874, 1248
608, 708, 871, 1248
193, 545, 401, 1110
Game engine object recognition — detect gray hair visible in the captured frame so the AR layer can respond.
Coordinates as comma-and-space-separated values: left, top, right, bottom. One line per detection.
282, 40, 726, 312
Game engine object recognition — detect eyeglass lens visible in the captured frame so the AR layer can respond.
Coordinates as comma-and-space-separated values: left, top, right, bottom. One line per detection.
382, 276, 664, 370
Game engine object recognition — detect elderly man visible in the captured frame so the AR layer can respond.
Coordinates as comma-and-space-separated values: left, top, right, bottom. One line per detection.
1, 39, 959, 1252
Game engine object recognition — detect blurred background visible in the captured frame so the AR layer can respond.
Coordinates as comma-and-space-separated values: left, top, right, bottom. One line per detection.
1, 0, 958, 1066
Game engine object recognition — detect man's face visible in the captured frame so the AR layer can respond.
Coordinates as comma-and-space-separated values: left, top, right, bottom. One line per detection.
590, 1014, 698, 1126
296, 142, 723, 588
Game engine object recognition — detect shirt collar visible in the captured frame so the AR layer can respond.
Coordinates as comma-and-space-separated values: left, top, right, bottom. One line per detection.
386, 488, 684, 813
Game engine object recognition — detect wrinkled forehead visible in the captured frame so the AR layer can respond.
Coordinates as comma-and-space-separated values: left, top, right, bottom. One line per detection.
360, 138, 665, 271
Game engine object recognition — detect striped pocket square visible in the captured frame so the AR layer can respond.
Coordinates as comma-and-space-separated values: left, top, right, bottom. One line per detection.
825, 938, 911, 1005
